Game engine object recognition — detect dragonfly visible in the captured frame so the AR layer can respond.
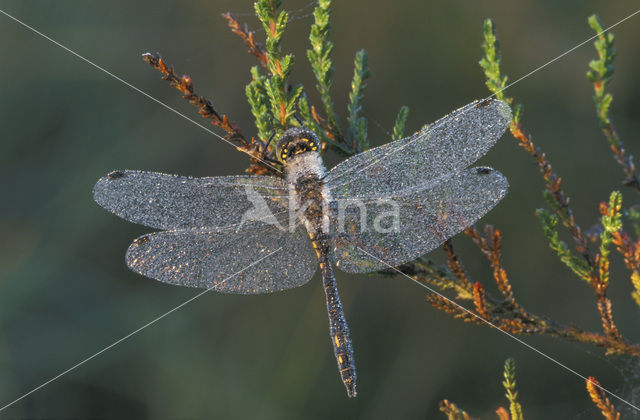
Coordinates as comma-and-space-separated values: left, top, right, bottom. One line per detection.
93, 98, 512, 397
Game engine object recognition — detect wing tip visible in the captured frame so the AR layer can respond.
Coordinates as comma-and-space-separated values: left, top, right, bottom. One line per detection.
494, 99, 513, 123
95, 169, 129, 184
472, 166, 510, 192
93, 170, 128, 198
482, 98, 513, 124
472, 98, 512, 119
460, 166, 510, 207
125, 233, 153, 271
93, 170, 146, 211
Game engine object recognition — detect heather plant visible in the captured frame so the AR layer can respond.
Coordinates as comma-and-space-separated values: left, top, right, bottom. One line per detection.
141, 2, 638, 417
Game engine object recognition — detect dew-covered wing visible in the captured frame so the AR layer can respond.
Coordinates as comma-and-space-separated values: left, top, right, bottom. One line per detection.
325, 99, 511, 199
93, 170, 290, 230
331, 167, 508, 273
126, 221, 317, 294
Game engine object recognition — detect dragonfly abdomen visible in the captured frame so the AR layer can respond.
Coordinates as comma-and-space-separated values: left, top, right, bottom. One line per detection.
319, 254, 357, 397
288, 152, 357, 397
310, 231, 357, 398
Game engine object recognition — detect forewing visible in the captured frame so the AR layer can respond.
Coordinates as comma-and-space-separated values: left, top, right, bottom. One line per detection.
93, 170, 290, 230
331, 167, 508, 273
126, 221, 317, 294
325, 99, 511, 198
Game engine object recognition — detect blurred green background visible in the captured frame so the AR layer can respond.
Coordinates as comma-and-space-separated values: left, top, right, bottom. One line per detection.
1, 1, 640, 418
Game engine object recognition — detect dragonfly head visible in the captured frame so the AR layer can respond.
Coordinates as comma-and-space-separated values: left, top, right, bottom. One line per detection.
276, 127, 320, 164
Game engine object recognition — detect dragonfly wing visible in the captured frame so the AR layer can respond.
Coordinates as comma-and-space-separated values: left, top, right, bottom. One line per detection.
93, 171, 290, 230
126, 221, 317, 294
331, 167, 508, 273
325, 99, 511, 199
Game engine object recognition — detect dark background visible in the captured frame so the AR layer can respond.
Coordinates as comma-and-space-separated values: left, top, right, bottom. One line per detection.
1, 1, 640, 418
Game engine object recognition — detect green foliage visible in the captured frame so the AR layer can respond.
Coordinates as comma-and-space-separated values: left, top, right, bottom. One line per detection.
245, 66, 272, 142
479, 19, 508, 102
586, 14, 618, 148
346, 49, 371, 151
536, 208, 591, 281
392, 106, 410, 141
502, 359, 524, 420
253, 0, 301, 132
586, 15, 616, 86
601, 190, 623, 234
255, 0, 285, 61
587, 15, 617, 139
307, 0, 340, 137
512, 103, 523, 125
599, 191, 623, 282
240, 0, 409, 157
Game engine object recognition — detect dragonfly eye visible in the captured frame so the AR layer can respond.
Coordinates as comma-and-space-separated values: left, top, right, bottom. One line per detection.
276, 128, 320, 163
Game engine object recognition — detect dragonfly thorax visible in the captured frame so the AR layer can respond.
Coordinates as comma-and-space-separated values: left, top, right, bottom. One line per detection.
286, 149, 329, 230
280, 129, 330, 237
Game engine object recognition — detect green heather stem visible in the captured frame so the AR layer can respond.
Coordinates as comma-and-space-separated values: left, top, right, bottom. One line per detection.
307, 0, 341, 139
391, 105, 409, 141
599, 191, 622, 286
346, 49, 370, 151
479, 18, 508, 101
502, 359, 524, 420
255, 0, 300, 132
536, 208, 591, 282
246, 66, 273, 143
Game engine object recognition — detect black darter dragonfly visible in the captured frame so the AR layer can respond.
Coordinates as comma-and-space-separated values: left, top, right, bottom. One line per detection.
93, 98, 512, 397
